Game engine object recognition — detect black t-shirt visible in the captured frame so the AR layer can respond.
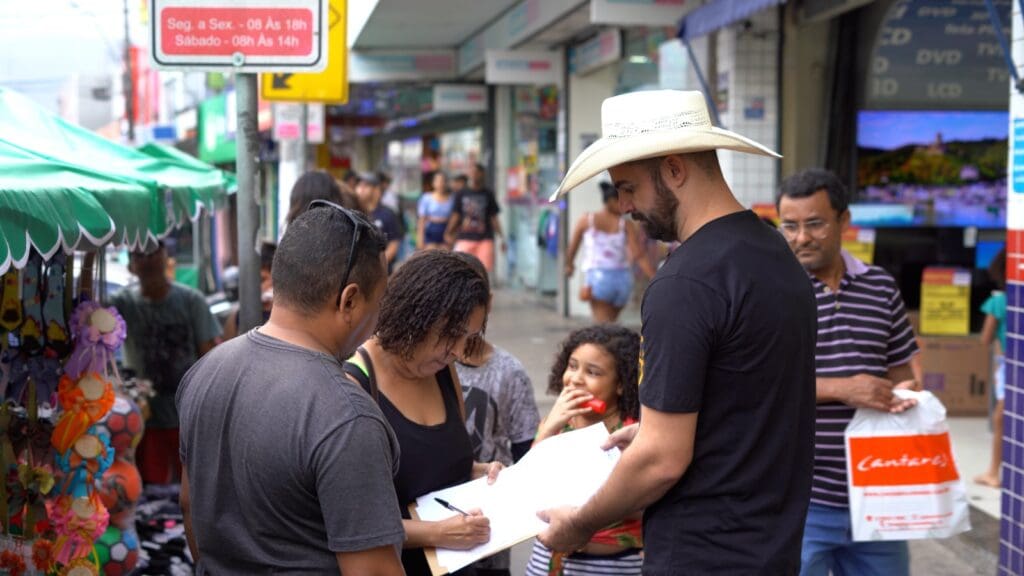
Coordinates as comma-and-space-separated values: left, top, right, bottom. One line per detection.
452, 188, 500, 241
371, 205, 402, 271
371, 205, 402, 245
638, 211, 816, 575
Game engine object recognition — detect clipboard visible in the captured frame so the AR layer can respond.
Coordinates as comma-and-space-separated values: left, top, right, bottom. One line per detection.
410, 500, 541, 576
408, 502, 446, 576
408, 423, 621, 576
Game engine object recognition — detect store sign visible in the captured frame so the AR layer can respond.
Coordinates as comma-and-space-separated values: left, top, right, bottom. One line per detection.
485, 50, 563, 85
841, 227, 876, 264
151, 124, 177, 141
591, 0, 691, 26
432, 84, 488, 113
571, 29, 621, 76
458, 0, 579, 74
151, 0, 329, 72
273, 103, 325, 143
198, 93, 235, 163
1013, 118, 1024, 194
262, 0, 347, 103
349, 50, 456, 82
865, 0, 1011, 109
920, 267, 971, 336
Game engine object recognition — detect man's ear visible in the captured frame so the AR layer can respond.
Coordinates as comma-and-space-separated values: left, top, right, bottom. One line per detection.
661, 155, 689, 189
839, 208, 852, 233
338, 283, 362, 314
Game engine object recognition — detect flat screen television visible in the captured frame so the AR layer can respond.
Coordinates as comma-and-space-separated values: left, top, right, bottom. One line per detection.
855, 110, 1008, 228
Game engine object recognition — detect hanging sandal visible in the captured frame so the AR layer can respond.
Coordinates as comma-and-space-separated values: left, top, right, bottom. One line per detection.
19, 256, 43, 354
42, 254, 70, 359
0, 270, 21, 333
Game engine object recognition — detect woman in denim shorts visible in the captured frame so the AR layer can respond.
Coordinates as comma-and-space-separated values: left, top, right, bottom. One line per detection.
565, 182, 655, 322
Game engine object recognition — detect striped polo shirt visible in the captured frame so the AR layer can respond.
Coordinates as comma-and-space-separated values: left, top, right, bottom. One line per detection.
811, 250, 918, 508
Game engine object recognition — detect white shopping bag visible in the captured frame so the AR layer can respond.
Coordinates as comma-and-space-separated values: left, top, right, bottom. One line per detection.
844, 389, 971, 541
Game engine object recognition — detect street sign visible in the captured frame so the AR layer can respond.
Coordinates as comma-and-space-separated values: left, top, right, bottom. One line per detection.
273, 103, 325, 143
261, 0, 347, 103
151, 0, 329, 72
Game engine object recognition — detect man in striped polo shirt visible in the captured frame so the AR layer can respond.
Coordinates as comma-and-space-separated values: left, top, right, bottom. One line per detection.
777, 169, 920, 576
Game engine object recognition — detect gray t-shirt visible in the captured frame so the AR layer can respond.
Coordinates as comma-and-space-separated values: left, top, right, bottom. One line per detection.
456, 345, 540, 466
176, 330, 405, 575
111, 282, 222, 429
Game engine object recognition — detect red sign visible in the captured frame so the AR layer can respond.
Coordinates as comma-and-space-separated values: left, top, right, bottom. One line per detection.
159, 8, 314, 56
848, 434, 960, 487
151, 0, 328, 72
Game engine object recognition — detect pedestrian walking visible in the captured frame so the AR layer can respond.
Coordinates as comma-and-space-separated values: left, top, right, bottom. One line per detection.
564, 181, 654, 322
111, 241, 222, 485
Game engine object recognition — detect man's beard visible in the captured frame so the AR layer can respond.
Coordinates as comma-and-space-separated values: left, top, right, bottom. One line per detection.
631, 175, 679, 242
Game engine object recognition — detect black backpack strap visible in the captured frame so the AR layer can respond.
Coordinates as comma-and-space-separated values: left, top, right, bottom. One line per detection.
342, 346, 380, 404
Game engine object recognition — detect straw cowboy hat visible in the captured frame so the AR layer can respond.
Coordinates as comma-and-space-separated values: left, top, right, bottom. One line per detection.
551, 90, 780, 200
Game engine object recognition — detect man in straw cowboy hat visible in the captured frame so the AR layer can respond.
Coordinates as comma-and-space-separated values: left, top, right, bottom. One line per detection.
537, 90, 817, 574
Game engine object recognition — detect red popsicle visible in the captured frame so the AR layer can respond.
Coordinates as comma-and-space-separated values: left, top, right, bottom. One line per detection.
584, 399, 607, 414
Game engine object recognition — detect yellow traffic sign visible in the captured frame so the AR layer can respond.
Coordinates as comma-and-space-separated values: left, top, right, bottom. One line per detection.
261, 0, 347, 103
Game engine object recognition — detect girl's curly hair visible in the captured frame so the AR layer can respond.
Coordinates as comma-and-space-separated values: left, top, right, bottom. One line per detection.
547, 324, 641, 420
376, 250, 490, 360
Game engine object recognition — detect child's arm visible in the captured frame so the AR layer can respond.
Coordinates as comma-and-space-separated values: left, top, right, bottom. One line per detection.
981, 313, 999, 350
535, 388, 594, 444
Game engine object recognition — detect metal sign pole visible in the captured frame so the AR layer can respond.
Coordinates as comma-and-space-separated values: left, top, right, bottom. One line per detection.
236, 73, 262, 333
298, 103, 309, 173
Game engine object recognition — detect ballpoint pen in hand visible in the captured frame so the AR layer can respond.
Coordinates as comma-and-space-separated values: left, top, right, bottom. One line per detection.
434, 497, 469, 517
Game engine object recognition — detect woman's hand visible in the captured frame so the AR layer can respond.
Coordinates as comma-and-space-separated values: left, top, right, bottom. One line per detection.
434, 509, 491, 550
472, 461, 504, 485
538, 388, 593, 441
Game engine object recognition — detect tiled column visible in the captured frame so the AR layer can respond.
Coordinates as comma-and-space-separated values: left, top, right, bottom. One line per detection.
714, 7, 780, 207
1002, 2, 1024, 573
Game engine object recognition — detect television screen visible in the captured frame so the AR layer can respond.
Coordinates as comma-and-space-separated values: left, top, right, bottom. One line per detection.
855, 110, 1008, 228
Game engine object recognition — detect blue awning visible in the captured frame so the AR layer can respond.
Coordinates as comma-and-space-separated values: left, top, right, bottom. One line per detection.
677, 0, 786, 41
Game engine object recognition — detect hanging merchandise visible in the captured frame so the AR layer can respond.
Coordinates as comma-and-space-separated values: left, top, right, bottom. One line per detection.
92, 393, 144, 576
62, 303, 126, 382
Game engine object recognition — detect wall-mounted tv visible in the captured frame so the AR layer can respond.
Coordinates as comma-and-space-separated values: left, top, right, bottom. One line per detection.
855, 110, 1008, 228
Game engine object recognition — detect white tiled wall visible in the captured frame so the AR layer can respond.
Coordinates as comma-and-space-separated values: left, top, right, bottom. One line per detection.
715, 7, 781, 207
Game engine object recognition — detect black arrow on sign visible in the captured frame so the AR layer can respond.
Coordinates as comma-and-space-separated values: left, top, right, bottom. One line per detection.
272, 73, 293, 90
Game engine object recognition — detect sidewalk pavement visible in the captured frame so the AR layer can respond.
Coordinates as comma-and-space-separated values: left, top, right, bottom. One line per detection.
484, 289, 1000, 575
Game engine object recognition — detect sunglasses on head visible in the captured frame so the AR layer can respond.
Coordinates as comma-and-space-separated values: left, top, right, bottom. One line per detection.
307, 199, 365, 306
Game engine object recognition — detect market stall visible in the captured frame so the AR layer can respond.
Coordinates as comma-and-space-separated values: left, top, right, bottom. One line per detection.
0, 88, 231, 575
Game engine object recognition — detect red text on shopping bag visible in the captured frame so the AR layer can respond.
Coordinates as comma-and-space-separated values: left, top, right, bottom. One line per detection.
848, 434, 960, 487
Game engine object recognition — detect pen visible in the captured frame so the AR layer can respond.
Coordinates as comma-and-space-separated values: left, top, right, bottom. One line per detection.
434, 497, 469, 517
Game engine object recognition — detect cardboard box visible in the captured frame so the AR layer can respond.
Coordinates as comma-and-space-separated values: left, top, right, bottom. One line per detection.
917, 335, 990, 416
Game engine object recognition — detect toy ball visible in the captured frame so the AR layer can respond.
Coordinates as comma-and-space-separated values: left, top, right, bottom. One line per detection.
95, 396, 144, 455
98, 460, 142, 525
93, 525, 140, 575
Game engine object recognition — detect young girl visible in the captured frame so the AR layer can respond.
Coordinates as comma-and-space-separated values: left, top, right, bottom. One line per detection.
526, 324, 643, 576
976, 247, 1007, 488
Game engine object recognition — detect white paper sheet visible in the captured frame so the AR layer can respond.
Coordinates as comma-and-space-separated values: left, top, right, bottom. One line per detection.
414, 422, 622, 575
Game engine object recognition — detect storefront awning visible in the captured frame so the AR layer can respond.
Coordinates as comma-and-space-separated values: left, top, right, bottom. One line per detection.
677, 0, 785, 41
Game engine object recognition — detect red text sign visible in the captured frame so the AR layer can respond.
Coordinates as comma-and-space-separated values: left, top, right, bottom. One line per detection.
152, 0, 327, 72
848, 433, 960, 487
160, 8, 313, 56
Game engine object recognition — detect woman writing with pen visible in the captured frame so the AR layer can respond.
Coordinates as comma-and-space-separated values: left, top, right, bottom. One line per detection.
343, 250, 503, 576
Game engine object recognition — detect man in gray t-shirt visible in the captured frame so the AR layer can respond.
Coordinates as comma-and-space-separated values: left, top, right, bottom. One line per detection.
177, 204, 405, 575
111, 242, 222, 485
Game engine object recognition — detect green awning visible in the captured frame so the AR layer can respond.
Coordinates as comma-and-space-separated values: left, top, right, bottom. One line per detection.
0, 140, 154, 274
0, 88, 230, 240
138, 142, 237, 194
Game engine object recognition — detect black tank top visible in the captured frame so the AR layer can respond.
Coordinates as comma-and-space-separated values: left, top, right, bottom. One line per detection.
343, 352, 474, 576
